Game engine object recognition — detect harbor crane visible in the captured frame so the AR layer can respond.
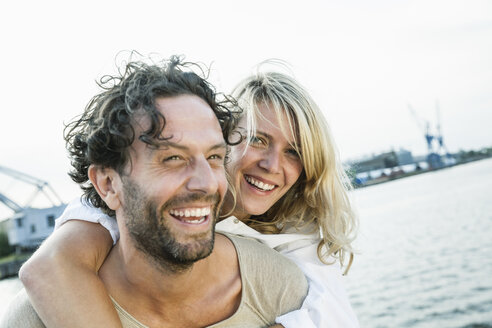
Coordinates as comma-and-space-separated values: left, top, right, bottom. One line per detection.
0, 165, 64, 212
0, 165, 66, 250
434, 101, 450, 156
408, 101, 452, 169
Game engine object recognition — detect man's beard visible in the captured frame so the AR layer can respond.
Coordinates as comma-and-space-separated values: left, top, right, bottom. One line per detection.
121, 177, 221, 273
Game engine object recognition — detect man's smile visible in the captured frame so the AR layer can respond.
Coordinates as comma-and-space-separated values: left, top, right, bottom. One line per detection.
169, 207, 212, 224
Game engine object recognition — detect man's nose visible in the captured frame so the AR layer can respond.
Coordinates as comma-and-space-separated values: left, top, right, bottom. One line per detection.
258, 149, 281, 174
187, 158, 219, 194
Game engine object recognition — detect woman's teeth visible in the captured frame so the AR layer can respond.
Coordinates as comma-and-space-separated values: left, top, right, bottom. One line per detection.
245, 176, 275, 191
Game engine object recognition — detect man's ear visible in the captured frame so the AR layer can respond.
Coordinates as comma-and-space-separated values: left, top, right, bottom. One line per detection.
88, 164, 121, 211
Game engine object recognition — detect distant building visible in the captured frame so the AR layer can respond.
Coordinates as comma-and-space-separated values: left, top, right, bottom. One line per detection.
7, 205, 66, 250
1, 165, 66, 251
0, 219, 8, 234
350, 149, 414, 173
395, 149, 414, 165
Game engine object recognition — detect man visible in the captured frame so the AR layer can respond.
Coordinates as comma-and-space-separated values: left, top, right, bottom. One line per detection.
1, 57, 307, 327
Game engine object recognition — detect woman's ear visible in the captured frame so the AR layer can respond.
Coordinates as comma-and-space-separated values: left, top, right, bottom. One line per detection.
88, 165, 121, 211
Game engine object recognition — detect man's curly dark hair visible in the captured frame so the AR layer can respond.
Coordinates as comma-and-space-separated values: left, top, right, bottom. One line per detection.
64, 55, 240, 216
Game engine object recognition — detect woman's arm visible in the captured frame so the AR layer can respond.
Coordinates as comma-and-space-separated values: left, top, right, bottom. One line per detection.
275, 242, 360, 328
19, 220, 122, 328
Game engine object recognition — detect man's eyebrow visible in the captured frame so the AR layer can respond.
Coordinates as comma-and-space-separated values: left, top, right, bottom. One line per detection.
152, 140, 227, 152
208, 142, 227, 151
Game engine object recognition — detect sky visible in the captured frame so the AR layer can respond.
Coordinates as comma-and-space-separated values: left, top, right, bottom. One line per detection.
0, 0, 491, 215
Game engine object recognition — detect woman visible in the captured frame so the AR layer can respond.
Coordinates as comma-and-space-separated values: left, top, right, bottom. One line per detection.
20, 67, 359, 327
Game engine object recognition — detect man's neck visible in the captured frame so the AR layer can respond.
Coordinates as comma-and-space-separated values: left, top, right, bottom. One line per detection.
99, 233, 242, 327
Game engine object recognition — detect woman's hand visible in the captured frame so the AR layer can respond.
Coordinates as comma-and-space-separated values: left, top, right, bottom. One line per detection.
19, 220, 122, 328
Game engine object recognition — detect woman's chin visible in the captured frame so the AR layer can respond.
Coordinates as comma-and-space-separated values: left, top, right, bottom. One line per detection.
244, 206, 269, 217
230, 204, 268, 220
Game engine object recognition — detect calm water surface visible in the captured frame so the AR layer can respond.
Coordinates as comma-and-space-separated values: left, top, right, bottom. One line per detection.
1, 159, 491, 326
346, 158, 492, 328
0, 276, 22, 320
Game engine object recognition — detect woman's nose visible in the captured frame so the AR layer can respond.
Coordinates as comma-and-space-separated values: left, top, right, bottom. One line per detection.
258, 150, 281, 174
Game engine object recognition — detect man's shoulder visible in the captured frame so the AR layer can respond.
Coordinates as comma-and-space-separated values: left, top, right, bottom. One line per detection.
226, 232, 306, 274
224, 233, 308, 319
0, 289, 45, 328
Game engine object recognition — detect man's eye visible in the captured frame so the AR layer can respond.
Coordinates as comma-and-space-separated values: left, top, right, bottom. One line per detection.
208, 154, 223, 160
164, 155, 181, 162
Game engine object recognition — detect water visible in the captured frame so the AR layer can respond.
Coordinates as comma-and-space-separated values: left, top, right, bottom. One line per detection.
346, 158, 492, 328
1, 159, 491, 326
0, 276, 22, 320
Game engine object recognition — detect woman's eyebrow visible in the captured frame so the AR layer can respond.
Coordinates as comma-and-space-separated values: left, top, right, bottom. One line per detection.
256, 130, 296, 145
255, 130, 271, 139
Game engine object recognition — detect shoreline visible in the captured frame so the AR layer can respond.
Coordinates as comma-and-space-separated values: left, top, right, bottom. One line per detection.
0, 260, 24, 280
0, 254, 32, 280
353, 156, 491, 189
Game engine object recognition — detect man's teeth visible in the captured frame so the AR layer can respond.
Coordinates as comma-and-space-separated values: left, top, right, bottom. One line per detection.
183, 216, 206, 224
245, 176, 275, 191
169, 207, 211, 219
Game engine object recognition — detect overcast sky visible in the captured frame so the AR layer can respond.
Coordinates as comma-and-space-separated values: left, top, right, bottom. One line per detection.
1, 0, 491, 215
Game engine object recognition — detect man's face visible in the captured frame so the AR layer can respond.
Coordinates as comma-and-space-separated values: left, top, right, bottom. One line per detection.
119, 95, 227, 272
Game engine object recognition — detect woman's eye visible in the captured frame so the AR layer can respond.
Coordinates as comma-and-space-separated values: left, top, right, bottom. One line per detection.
250, 136, 266, 146
286, 148, 300, 158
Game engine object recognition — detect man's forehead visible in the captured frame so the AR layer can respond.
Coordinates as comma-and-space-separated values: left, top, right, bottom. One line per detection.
155, 95, 211, 114
133, 95, 225, 148
133, 95, 219, 128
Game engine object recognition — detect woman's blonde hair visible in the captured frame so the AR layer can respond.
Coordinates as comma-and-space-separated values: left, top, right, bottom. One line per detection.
232, 68, 358, 272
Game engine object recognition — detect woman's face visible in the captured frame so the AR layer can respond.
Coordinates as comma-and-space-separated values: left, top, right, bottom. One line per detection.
226, 103, 303, 220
